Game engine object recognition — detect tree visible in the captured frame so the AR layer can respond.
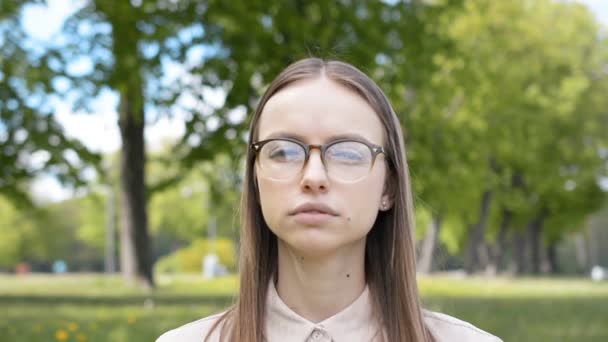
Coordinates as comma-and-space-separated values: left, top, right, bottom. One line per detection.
0, 195, 38, 268
6, 0, 405, 288
7, 0, 604, 281
0, 194, 75, 269
422, 0, 607, 274
384, 0, 608, 274
0, 2, 99, 204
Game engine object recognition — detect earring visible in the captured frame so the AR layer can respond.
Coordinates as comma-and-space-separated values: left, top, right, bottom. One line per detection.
382, 200, 387, 210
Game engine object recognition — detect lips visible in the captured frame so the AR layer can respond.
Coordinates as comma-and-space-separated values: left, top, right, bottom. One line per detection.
289, 202, 338, 216
289, 202, 338, 226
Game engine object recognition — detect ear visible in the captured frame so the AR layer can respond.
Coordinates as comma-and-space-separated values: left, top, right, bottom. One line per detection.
380, 193, 393, 211
380, 172, 395, 211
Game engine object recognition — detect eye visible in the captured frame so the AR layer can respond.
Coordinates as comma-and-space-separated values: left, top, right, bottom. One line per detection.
263, 141, 304, 162
269, 147, 300, 160
329, 149, 363, 161
327, 142, 370, 164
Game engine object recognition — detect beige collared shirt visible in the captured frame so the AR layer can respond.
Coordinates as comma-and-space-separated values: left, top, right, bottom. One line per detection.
157, 281, 503, 342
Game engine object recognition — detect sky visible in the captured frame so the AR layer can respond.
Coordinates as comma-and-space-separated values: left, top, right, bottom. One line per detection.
17, 0, 608, 203
578, 0, 608, 25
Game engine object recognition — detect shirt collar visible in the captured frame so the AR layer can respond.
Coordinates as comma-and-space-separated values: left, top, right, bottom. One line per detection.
265, 280, 382, 341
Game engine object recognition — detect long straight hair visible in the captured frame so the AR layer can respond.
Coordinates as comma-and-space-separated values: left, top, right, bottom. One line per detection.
205, 58, 436, 342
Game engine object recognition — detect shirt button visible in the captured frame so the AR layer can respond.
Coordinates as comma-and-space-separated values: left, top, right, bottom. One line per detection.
311, 329, 324, 340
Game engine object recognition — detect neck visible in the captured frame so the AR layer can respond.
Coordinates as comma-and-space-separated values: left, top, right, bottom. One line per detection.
274, 238, 367, 322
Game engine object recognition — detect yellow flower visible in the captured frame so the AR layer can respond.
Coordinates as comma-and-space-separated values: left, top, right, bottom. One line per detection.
55, 329, 69, 341
127, 314, 137, 324
76, 333, 87, 342
68, 322, 79, 331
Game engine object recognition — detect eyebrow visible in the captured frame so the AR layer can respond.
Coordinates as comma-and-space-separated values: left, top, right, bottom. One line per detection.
262, 131, 374, 144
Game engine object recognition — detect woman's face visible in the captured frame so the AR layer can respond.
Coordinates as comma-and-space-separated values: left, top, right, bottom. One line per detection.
255, 77, 391, 258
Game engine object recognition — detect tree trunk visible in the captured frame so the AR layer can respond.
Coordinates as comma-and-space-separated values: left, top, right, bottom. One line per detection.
463, 223, 478, 273
509, 230, 527, 275
574, 232, 590, 273
476, 239, 490, 272
487, 208, 511, 275
417, 215, 442, 274
546, 241, 559, 274
464, 190, 493, 274
105, 186, 116, 273
528, 218, 541, 275
528, 211, 547, 275
118, 88, 154, 289
587, 217, 600, 267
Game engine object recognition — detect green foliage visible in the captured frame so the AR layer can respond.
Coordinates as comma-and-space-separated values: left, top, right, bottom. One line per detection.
147, 165, 210, 240
414, 201, 433, 241
396, 0, 608, 254
75, 193, 107, 252
0, 195, 76, 268
147, 149, 238, 239
147, 149, 240, 245
0, 196, 38, 267
1, 0, 606, 273
41, 196, 106, 269
0, 3, 101, 204
155, 238, 237, 274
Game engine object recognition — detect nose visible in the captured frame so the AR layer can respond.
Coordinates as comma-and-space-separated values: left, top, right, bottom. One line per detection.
300, 149, 329, 192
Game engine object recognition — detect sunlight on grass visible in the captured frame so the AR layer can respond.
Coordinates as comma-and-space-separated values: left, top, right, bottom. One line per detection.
418, 275, 608, 298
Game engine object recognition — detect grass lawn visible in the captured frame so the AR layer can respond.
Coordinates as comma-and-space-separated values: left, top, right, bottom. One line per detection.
0, 273, 606, 341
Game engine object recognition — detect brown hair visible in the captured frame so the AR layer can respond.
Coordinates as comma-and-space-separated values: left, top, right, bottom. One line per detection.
205, 58, 436, 342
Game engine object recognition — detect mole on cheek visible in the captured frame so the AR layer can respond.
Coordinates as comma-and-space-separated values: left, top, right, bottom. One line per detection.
346, 274, 350, 278
347, 217, 351, 221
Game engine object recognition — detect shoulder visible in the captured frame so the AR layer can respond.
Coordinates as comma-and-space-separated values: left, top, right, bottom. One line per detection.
155, 311, 228, 342
423, 309, 503, 342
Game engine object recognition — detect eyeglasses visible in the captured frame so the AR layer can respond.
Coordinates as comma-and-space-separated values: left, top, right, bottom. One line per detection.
251, 137, 385, 182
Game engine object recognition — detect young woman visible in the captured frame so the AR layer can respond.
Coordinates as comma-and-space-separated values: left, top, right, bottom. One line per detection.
157, 58, 502, 342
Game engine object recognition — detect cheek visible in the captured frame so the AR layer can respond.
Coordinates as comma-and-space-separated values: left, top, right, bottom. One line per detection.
342, 183, 383, 232
256, 173, 287, 230
341, 168, 386, 232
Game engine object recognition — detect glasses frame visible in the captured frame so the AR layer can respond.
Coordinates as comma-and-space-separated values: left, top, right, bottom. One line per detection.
251, 137, 386, 181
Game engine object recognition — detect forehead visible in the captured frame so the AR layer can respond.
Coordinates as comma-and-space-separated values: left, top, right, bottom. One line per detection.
257, 78, 385, 145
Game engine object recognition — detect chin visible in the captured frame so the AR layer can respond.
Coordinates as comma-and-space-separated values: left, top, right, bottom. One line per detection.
281, 229, 343, 257
279, 227, 365, 259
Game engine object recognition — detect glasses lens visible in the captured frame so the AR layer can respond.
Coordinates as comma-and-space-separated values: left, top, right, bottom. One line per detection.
258, 140, 305, 180
326, 141, 373, 182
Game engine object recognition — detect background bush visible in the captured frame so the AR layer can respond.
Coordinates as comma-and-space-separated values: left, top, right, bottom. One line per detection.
155, 238, 237, 274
